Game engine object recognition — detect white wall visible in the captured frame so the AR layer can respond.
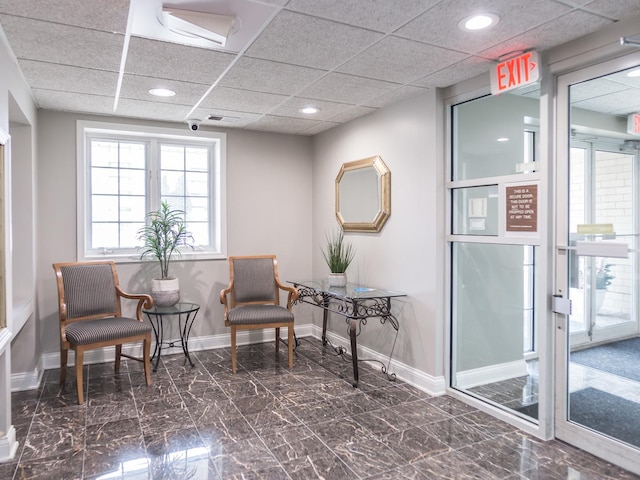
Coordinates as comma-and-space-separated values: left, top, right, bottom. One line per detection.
33, 111, 314, 361
311, 89, 444, 382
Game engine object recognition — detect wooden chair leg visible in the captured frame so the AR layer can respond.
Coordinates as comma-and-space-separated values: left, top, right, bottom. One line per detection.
143, 336, 152, 386
60, 347, 68, 384
288, 325, 294, 369
115, 344, 122, 373
275, 327, 280, 352
231, 326, 237, 374
75, 349, 85, 405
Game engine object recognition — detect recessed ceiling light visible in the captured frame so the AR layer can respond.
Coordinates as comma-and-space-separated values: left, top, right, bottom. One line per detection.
627, 68, 640, 78
149, 88, 176, 97
459, 13, 499, 31
497, 137, 509, 142
300, 107, 320, 114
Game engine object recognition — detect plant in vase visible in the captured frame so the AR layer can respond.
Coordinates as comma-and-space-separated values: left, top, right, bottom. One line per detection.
595, 263, 614, 290
137, 201, 194, 307
594, 263, 614, 314
321, 229, 355, 287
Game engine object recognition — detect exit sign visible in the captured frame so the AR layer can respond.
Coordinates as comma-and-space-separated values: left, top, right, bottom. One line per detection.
628, 113, 640, 135
490, 51, 540, 95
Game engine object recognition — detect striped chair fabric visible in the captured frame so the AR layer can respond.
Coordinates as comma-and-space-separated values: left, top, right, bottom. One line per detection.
65, 317, 152, 345
227, 304, 294, 326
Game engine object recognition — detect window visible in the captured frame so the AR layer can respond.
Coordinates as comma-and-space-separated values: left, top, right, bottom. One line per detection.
77, 121, 226, 261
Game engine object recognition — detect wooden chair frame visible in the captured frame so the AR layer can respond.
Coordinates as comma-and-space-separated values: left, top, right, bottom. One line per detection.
52, 261, 154, 404
220, 255, 298, 373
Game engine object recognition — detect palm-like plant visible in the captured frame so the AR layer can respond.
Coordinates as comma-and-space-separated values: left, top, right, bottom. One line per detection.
137, 201, 194, 279
322, 230, 355, 273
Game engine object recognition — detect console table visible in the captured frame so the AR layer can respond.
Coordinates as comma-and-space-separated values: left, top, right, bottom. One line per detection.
289, 280, 405, 387
143, 302, 199, 372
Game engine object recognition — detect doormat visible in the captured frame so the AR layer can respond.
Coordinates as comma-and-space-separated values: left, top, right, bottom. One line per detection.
515, 388, 640, 448
570, 336, 640, 382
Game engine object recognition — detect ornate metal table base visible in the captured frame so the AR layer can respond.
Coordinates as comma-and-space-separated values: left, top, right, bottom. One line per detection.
291, 281, 404, 387
143, 303, 200, 372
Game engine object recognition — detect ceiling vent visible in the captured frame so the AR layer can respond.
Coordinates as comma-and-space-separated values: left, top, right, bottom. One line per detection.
159, 7, 237, 46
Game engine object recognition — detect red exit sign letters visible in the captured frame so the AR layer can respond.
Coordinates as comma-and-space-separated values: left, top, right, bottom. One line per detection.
490, 51, 540, 95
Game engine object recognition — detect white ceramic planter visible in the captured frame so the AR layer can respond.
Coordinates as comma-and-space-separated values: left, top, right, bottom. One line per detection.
151, 277, 180, 307
328, 273, 347, 287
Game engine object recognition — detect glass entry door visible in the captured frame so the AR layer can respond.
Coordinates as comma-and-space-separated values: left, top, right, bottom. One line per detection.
555, 55, 640, 475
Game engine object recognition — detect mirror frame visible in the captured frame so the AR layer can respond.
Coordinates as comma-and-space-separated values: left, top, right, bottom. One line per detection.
335, 155, 391, 233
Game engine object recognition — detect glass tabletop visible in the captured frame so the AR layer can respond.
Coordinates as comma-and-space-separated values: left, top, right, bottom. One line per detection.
143, 302, 200, 315
288, 279, 406, 300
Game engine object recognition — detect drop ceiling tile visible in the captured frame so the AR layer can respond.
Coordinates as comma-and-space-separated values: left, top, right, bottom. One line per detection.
396, 0, 571, 55
605, 69, 640, 89
33, 89, 114, 115
480, 10, 612, 60
269, 97, 358, 121
0, 0, 129, 32
245, 10, 384, 70
328, 106, 377, 123
581, 0, 640, 20
0, 15, 123, 70
413, 56, 493, 88
115, 98, 192, 123
284, 0, 438, 32
298, 72, 400, 106
18, 60, 119, 96
247, 115, 322, 135
338, 36, 466, 84
219, 57, 327, 95
299, 121, 341, 136
365, 85, 429, 109
199, 86, 290, 113
119, 75, 210, 106
125, 36, 235, 84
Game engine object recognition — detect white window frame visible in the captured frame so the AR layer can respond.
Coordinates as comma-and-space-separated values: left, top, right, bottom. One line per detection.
76, 120, 227, 263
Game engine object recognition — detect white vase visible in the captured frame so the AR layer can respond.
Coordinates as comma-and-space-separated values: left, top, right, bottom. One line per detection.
328, 273, 347, 287
151, 277, 180, 307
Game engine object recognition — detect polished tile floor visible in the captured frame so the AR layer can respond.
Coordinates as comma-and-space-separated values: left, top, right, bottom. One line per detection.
3, 337, 640, 479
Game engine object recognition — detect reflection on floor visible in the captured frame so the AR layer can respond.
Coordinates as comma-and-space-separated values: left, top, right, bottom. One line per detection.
468, 360, 540, 416
468, 352, 640, 449
4, 337, 640, 479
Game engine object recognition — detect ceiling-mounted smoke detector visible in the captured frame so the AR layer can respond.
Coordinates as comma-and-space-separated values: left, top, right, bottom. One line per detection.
159, 6, 237, 46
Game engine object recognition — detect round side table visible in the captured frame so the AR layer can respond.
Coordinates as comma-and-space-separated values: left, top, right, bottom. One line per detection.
143, 302, 200, 371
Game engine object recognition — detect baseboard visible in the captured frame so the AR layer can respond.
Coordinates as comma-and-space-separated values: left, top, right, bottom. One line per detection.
10, 364, 44, 392
310, 325, 446, 396
454, 359, 528, 389
17, 323, 444, 396
0, 426, 18, 463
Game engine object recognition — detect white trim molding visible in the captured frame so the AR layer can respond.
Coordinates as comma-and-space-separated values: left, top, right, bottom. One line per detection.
454, 359, 528, 389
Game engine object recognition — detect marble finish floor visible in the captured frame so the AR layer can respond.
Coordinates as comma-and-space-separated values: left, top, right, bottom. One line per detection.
3, 337, 640, 479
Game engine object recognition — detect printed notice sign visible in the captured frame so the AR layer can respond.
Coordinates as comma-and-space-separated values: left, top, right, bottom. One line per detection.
506, 185, 538, 232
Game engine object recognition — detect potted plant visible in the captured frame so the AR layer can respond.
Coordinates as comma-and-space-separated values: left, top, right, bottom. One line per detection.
321, 229, 355, 287
137, 200, 194, 306
595, 263, 615, 290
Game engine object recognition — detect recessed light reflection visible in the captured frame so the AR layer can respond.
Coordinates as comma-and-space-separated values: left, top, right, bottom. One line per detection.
497, 137, 509, 142
300, 107, 320, 114
627, 68, 640, 78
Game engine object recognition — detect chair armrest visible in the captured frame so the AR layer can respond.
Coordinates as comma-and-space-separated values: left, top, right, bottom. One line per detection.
220, 283, 233, 317
276, 280, 298, 309
116, 286, 154, 320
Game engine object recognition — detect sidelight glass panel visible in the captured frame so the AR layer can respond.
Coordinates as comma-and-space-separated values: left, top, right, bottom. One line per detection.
452, 185, 499, 235
452, 93, 539, 181
451, 242, 539, 419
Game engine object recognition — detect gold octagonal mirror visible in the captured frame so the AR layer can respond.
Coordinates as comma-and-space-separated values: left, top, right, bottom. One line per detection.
336, 155, 390, 233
